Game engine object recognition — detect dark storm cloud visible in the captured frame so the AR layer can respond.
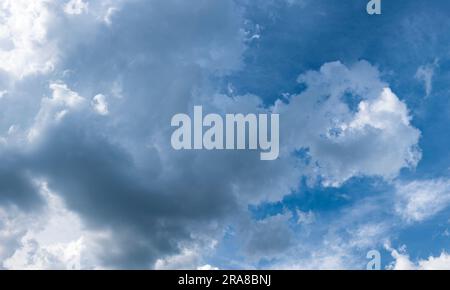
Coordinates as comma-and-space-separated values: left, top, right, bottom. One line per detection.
0, 0, 250, 268
0, 153, 42, 210
0, 0, 254, 269
23, 110, 241, 268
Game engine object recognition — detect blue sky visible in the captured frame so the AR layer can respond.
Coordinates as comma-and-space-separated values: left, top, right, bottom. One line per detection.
1, 0, 450, 269
229, 0, 450, 269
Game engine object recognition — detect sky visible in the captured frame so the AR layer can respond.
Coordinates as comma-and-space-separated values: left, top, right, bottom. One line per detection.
1, 0, 450, 270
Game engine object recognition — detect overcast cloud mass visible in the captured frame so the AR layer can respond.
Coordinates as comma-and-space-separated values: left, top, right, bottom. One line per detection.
1, 0, 450, 269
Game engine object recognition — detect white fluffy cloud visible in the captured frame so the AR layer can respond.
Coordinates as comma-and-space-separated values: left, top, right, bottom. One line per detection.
388, 247, 450, 270
0, 208, 29, 266
0, 0, 57, 78
276, 61, 421, 187
0, 0, 127, 79
395, 179, 450, 223
201, 61, 421, 202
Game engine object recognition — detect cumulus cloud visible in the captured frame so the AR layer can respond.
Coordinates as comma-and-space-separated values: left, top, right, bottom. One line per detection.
154, 249, 203, 270
276, 61, 421, 187
0, 0, 57, 78
0, 207, 30, 266
27, 82, 85, 143
0, 0, 129, 79
387, 247, 450, 270
0, 0, 249, 269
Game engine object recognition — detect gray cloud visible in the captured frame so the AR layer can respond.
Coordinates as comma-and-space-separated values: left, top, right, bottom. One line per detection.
0, 158, 41, 210
0, 0, 249, 269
